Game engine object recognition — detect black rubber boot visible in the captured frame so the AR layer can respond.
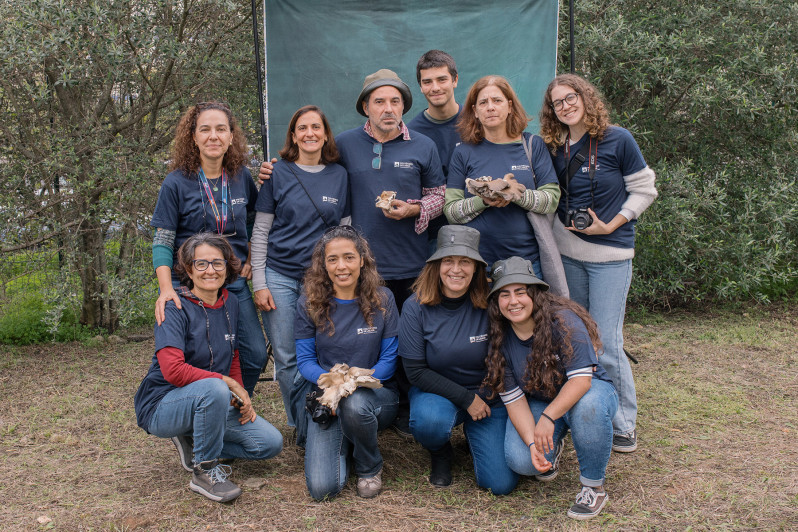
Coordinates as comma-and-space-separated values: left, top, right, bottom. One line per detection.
429, 441, 453, 487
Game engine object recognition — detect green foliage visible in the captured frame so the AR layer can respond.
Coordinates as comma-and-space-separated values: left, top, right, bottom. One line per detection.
562, 0, 798, 306
0, 293, 93, 344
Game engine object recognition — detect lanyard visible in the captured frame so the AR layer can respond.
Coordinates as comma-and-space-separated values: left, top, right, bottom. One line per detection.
198, 167, 228, 235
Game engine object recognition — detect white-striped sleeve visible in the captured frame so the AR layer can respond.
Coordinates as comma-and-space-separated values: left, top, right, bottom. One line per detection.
566, 366, 594, 380
499, 386, 526, 405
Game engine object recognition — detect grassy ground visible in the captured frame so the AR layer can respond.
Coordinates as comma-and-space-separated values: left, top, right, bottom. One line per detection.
2, 305, 796, 531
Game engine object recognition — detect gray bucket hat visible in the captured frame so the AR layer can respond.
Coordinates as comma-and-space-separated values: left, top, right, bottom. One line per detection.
427, 225, 486, 266
489, 256, 549, 296
356, 68, 413, 117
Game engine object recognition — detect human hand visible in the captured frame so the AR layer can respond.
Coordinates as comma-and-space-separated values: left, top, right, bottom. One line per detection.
239, 261, 252, 280
257, 158, 278, 185
533, 415, 556, 454
224, 377, 256, 424
530, 444, 552, 473
483, 196, 510, 208
466, 395, 491, 421
565, 208, 612, 235
155, 286, 181, 326
254, 288, 276, 311
382, 199, 421, 220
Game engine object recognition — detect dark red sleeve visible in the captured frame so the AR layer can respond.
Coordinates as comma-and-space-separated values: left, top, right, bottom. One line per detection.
157, 347, 223, 387
228, 349, 244, 388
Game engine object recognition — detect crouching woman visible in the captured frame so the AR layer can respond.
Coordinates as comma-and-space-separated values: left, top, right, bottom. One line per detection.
484, 256, 618, 520
135, 233, 283, 503
295, 226, 400, 500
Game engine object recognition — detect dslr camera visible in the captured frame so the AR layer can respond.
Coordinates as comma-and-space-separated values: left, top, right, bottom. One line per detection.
565, 207, 593, 230
305, 387, 333, 429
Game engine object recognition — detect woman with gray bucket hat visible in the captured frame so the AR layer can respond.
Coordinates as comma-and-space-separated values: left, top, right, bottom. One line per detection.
483, 256, 618, 519
399, 226, 518, 494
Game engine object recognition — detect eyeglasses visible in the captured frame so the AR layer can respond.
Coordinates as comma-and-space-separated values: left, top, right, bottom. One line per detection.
551, 92, 579, 112
372, 143, 383, 170
193, 259, 228, 271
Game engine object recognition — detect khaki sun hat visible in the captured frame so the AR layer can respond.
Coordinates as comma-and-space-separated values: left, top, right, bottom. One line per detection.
489, 256, 549, 296
427, 225, 487, 266
356, 68, 413, 117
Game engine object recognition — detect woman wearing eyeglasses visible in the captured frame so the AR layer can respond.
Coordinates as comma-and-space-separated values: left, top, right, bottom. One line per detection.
539, 74, 658, 452
444, 75, 561, 277
135, 233, 283, 503
152, 101, 268, 397
250, 105, 349, 431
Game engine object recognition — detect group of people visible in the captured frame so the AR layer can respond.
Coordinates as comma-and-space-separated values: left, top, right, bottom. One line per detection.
133, 49, 657, 521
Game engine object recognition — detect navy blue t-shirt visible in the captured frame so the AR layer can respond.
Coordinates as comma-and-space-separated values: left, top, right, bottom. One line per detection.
151, 167, 257, 281
255, 161, 349, 280
335, 127, 444, 279
502, 309, 611, 402
134, 291, 239, 432
447, 135, 558, 266
295, 287, 399, 386
399, 296, 498, 405
553, 126, 647, 249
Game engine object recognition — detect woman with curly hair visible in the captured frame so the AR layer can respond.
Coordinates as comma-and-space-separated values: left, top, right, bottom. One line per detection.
484, 256, 617, 520
250, 105, 349, 429
134, 233, 282, 503
539, 74, 658, 452
444, 75, 561, 276
151, 101, 268, 396
295, 226, 399, 500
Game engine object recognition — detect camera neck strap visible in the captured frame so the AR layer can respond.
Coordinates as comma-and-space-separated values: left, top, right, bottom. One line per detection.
563, 134, 597, 214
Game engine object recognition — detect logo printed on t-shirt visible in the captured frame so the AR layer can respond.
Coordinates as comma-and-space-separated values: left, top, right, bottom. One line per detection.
322, 196, 339, 204
581, 164, 600, 173
511, 165, 531, 171
357, 327, 378, 335
393, 161, 414, 169
231, 197, 247, 206
225, 334, 236, 342
470, 334, 488, 343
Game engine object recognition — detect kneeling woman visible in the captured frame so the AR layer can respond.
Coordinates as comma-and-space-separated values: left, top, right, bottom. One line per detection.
484, 256, 618, 520
295, 226, 399, 500
399, 225, 517, 494
134, 233, 283, 503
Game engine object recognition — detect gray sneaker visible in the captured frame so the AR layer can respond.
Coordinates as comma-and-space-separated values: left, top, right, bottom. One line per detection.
171, 435, 194, 472
567, 486, 608, 520
356, 469, 382, 499
612, 430, 638, 453
189, 460, 242, 503
535, 439, 564, 482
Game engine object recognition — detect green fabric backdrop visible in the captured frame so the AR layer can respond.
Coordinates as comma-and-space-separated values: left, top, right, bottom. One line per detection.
264, 0, 559, 157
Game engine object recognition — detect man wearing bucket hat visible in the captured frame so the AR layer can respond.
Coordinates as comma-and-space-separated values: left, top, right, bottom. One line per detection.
484, 256, 619, 520
399, 226, 518, 494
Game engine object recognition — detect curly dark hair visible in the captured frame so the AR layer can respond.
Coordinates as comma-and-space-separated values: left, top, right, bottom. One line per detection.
457, 76, 530, 144
482, 285, 602, 400
174, 232, 241, 292
539, 74, 611, 153
169, 101, 248, 176
278, 105, 340, 164
302, 226, 386, 335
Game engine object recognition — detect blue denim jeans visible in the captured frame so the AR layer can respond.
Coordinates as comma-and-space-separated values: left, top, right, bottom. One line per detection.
226, 277, 269, 397
561, 256, 636, 436
408, 387, 518, 495
504, 379, 618, 487
304, 386, 398, 500
148, 378, 283, 463
260, 267, 303, 426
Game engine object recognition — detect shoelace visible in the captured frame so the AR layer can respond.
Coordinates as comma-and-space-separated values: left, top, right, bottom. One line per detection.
207, 463, 233, 484
359, 476, 380, 488
575, 486, 598, 506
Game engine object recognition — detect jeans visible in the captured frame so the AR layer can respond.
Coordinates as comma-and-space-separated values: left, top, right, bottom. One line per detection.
561, 256, 636, 436
304, 386, 398, 500
408, 387, 518, 495
148, 378, 283, 464
260, 267, 303, 426
504, 379, 617, 487
226, 277, 269, 397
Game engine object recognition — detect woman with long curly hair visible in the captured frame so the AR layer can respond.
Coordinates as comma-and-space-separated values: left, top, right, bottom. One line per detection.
250, 105, 349, 429
399, 225, 517, 494
294, 226, 399, 500
443, 75, 561, 276
539, 74, 658, 452
134, 233, 282, 504
484, 256, 618, 520
151, 101, 268, 396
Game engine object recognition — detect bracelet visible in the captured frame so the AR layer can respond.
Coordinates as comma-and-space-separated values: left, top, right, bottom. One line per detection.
541, 412, 556, 424
528, 442, 535, 449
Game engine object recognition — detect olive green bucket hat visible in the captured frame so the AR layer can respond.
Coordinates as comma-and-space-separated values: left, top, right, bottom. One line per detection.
356, 68, 413, 117
427, 225, 487, 266
489, 256, 549, 296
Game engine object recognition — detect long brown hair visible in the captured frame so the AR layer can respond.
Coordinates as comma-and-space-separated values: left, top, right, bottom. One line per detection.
169, 101, 248, 176
457, 76, 530, 144
483, 285, 602, 399
174, 232, 242, 292
411, 259, 489, 309
278, 105, 340, 164
539, 74, 611, 153
302, 226, 386, 335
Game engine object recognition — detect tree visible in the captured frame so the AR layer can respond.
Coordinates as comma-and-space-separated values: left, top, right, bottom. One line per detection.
0, 0, 258, 330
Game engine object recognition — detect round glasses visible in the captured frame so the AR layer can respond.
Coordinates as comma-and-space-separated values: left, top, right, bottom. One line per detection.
192, 259, 228, 271
551, 92, 579, 112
